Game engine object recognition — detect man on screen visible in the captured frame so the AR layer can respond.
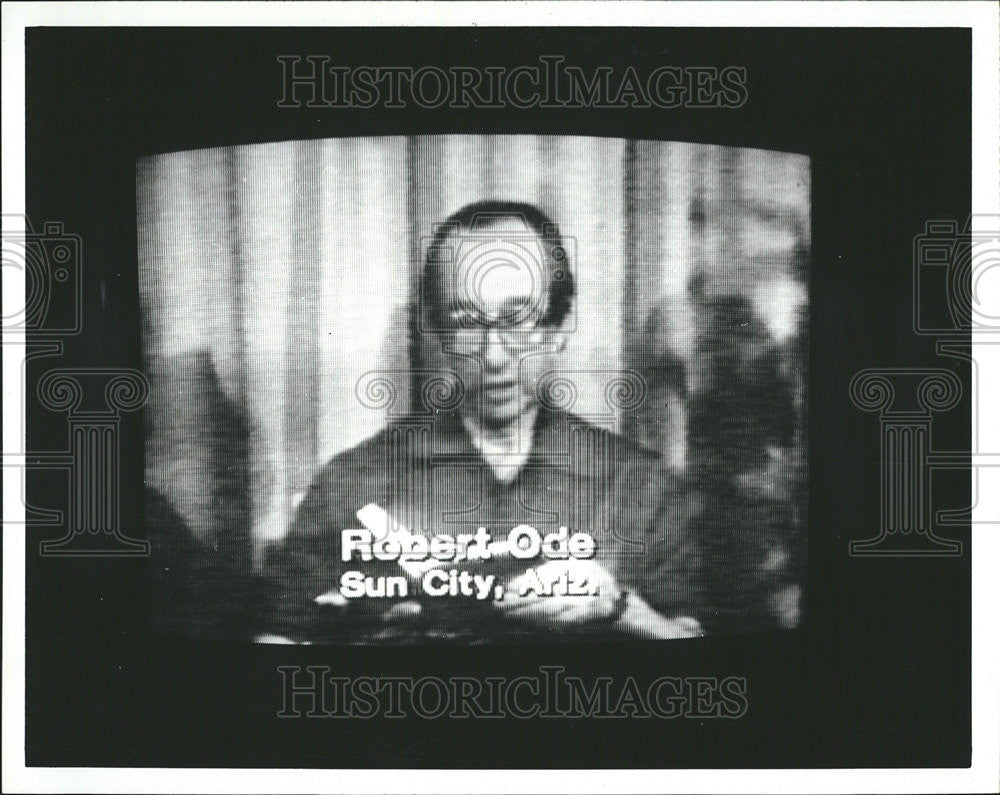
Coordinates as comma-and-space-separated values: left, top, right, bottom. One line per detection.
257, 200, 703, 644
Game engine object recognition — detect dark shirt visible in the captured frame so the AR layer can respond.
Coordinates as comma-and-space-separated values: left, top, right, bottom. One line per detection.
258, 408, 701, 644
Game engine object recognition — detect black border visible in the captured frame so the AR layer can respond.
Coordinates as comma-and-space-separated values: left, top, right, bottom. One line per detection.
24, 27, 971, 768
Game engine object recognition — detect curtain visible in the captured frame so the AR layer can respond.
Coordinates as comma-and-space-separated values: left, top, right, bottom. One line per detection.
137, 135, 809, 581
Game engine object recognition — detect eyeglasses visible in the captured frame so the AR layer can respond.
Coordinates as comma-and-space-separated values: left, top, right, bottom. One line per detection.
445, 307, 549, 352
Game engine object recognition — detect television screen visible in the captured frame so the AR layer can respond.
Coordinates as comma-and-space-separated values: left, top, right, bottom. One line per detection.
137, 135, 809, 645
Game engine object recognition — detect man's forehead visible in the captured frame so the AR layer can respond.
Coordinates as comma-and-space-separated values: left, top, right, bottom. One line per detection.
439, 216, 550, 310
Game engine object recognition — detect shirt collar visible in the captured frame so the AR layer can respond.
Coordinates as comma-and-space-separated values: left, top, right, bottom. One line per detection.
460, 407, 539, 483
460, 405, 539, 455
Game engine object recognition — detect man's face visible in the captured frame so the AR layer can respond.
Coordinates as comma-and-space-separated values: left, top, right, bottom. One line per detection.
434, 216, 564, 429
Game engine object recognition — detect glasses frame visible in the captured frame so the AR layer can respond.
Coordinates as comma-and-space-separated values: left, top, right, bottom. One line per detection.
444, 307, 552, 353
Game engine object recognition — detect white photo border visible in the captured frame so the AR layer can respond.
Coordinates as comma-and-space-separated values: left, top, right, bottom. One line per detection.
3, 3, 998, 793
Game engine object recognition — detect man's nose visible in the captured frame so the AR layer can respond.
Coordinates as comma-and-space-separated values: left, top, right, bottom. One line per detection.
483, 327, 510, 370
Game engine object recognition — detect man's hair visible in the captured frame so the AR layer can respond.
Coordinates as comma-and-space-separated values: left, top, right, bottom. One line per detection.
419, 199, 575, 329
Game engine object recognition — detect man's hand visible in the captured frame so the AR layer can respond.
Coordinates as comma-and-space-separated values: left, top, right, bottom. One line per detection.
494, 558, 622, 626
495, 558, 704, 639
